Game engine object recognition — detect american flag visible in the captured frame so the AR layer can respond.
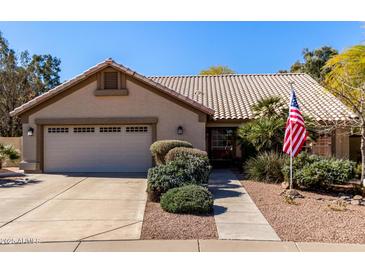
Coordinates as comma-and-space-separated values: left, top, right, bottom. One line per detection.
283, 88, 307, 157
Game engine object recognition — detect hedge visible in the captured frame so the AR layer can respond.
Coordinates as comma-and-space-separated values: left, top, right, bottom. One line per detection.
150, 140, 193, 165
165, 147, 208, 163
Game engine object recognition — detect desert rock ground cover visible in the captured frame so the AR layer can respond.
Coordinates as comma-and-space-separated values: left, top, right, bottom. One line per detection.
241, 180, 365, 244
140, 201, 218, 240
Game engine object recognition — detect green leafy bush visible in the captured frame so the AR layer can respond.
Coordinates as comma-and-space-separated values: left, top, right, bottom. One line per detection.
294, 159, 355, 188
282, 152, 316, 183
165, 147, 208, 163
245, 151, 285, 183
0, 144, 20, 169
147, 154, 211, 199
282, 152, 356, 189
160, 185, 213, 214
355, 163, 362, 179
150, 140, 193, 165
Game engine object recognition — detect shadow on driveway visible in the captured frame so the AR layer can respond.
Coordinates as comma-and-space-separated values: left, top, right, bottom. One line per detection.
0, 178, 42, 188
36, 172, 147, 179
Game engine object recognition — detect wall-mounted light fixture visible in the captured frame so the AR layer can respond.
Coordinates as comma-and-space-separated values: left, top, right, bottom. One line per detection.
177, 126, 183, 135
27, 127, 34, 136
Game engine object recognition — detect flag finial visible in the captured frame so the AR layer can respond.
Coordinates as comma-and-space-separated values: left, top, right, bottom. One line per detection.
289, 81, 295, 90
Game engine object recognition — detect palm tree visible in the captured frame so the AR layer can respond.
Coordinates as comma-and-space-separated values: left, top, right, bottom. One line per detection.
251, 96, 288, 119
238, 96, 317, 154
0, 143, 20, 169
238, 117, 285, 152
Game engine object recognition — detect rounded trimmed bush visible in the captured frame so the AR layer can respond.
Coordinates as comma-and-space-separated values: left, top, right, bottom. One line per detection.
150, 140, 193, 165
165, 147, 208, 163
147, 154, 212, 200
160, 185, 213, 214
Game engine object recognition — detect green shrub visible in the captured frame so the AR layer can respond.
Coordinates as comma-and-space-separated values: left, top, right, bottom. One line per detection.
165, 147, 208, 163
150, 140, 193, 165
282, 152, 321, 183
160, 185, 213, 214
0, 144, 20, 169
147, 154, 211, 199
355, 163, 362, 179
282, 152, 356, 189
295, 159, 355, 188
245, 151, 285, 183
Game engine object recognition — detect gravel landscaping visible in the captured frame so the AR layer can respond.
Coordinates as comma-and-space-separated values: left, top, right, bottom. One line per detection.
141, 201, 218, 240
241, 180, 365, 244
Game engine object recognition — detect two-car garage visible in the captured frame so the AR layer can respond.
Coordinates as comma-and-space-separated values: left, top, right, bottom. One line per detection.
43, 125, 152, 173
13, 60, 211, 174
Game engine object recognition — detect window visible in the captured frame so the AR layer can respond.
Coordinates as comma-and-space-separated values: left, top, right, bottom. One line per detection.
211, 128, 234, 149
48, 127, 69, 133
73, 127, 95, 133
126, 126, 148, 133
100, 127, 121, 133
104, 72, 118, 89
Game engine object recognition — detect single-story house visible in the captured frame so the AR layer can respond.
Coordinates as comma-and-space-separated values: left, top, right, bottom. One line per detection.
10, 59, 356, 173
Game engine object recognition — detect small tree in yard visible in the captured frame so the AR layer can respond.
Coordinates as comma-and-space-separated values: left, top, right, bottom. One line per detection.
0, 143, 19, 169
324, 45, 365, 186
238, 96, 317, 154
238, 96, 287, 153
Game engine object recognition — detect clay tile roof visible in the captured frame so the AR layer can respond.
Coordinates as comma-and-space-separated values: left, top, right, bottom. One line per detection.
149, 73, 355, 121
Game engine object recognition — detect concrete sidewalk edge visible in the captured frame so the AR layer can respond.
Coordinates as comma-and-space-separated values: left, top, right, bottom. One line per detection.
1, 239, 365, 252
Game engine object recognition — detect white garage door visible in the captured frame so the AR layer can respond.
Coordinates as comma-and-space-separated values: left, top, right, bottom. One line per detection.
44, 125, 152, 173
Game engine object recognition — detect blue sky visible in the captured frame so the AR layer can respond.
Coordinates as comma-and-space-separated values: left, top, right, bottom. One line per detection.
0, 22, 364, 81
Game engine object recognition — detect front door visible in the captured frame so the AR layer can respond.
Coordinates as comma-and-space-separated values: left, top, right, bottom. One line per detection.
209, 128, 235, 164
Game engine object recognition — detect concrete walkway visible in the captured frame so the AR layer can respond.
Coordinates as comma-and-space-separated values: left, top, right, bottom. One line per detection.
209, 170, 280, 241
1, 240, 365, 252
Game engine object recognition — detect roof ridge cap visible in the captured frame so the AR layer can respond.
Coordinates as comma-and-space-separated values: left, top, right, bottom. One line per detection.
148, 73, 308, 78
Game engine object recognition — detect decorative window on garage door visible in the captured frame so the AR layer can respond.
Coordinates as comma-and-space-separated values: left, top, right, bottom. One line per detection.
73, 127, 95, 133
99, 127, 121, 133
126, 126, 148, 133
48, 127, 69, 133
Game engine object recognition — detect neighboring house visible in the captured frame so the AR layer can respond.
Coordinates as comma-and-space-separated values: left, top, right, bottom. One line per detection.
10, 59, 355, 173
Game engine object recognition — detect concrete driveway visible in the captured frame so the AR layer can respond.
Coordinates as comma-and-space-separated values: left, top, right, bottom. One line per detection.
0, 173, 147, 243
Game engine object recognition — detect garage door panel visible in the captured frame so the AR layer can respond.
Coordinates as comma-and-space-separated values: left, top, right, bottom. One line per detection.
44, 125, 152, 173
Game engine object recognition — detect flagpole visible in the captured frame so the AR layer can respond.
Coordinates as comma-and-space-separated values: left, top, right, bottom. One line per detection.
289, 82, 294, 190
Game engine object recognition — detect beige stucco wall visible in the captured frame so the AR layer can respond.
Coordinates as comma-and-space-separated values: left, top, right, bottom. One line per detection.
21, 78, 206, 167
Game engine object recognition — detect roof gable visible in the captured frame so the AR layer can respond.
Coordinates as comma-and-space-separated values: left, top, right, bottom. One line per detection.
10, 59, 214, 117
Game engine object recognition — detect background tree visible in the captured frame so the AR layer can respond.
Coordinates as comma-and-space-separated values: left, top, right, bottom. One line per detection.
0, 32, 61, 136
238, 96, 317, 154
289, 46, 338, 82
324, 45, 365, 185
199, 65, 235, 75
